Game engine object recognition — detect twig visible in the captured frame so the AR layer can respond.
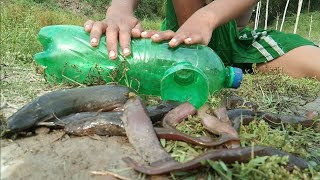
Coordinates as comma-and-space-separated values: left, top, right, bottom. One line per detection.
6, 101, 20, 109
264, 0, 269, 30
280, 0, 290, 32
254, 1, 261, 30
36, 122, 56, 126
294, 0, 304, 34
61, 62, 86, 87
62, 74, 86, 87
275, 13, 279, 30
51, 132, 68, 143
90, 170, 130, 180
0, 93, 7, 109
308, 15, 313, 39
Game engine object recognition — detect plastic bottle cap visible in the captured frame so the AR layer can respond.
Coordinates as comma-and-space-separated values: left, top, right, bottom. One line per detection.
231, 67, 243, 88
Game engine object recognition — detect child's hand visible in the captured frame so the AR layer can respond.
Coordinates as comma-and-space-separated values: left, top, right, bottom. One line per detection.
149, 8, 215, 48
84, 7, 143, 60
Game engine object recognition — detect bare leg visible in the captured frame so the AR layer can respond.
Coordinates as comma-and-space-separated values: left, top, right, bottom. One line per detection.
257, 45, 320, 80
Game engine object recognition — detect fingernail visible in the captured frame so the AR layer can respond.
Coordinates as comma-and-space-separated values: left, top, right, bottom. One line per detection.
91, 38, 97, 44
141, 31, 147, 36
169, 38, 177, 46
109, 50, 116, 59
185, 38, 192, 43
152, 34, 159, 39
123, 48, 130, 55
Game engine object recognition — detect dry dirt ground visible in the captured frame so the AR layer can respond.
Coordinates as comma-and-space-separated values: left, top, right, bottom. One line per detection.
1, 130, 145, 180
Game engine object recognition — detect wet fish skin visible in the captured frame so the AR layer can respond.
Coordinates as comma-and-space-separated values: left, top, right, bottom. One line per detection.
162, 102, 196, 129
50, 101, 177, 136
62, 112, 125, 136
121, 95, 173, 163
7, 85, 131, 132
225, 95, 258, 110
123, 146, 309, 175
262, 113, 316, 127
227, 108, 257, 122
146, 102, 178, 124
58, 112, 238, 147
227, 109, 318, 130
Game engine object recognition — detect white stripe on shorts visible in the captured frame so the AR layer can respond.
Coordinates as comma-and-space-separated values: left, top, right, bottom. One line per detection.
252, 41, 274, 61
262, 35, 285, 56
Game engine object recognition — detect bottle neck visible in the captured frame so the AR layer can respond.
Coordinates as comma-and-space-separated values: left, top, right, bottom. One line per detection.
226, 67, 235, 88
225, 66, 243, 89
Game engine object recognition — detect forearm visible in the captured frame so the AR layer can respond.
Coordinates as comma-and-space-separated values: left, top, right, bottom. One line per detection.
173, 0, 205, 27
203, 0, 258, 29
108, 0, 139, 15
236, 6, 254, 28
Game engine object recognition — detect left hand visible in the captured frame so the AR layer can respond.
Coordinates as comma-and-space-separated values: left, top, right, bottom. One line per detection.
143, 8, 215, 47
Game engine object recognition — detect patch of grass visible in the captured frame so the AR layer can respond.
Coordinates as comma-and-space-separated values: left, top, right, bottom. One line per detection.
162, 139, 205, 163
0, 0, 86, 109
236, 70, 320, 114
175, 116, 207, 137
0, 1, 86, 62
141, 19, 163, 31
239, 119, 320, 160
231, 155, 318, 179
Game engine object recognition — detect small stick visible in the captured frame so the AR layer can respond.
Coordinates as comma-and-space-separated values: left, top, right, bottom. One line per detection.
36, 122, 56, 126
61, 74, 86, 87
264, 0, 270, 30
308, 15, 313, 39
90, 170, 130, 180
0, 93, 7, 109
280, 0, 290, 32
254, 1, 261, 30
275, 13, 279, 30
294, 0, 304, 34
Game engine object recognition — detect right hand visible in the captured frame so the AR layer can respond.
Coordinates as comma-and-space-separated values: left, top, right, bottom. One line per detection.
84, 7, 144, 60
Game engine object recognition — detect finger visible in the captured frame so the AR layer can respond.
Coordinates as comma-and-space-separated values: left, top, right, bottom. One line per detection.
141, 30, 159, 38
106, 26, 119, 60
131, 23, 144, 38
169, 33, 188, 47
90, 22, 107, 47
119, 27, 131, 56
184, 35, 204, 45
84, 20, 94, 32
151, 30, 175, 42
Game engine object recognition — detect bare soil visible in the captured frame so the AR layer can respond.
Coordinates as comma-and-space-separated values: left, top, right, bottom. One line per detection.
1, 129, 144, 180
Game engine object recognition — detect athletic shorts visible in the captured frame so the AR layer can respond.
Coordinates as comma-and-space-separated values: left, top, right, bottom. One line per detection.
160, 0, 316, 70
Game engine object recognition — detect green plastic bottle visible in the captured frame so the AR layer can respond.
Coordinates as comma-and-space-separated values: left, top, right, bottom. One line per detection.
34, 25, 243, 109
